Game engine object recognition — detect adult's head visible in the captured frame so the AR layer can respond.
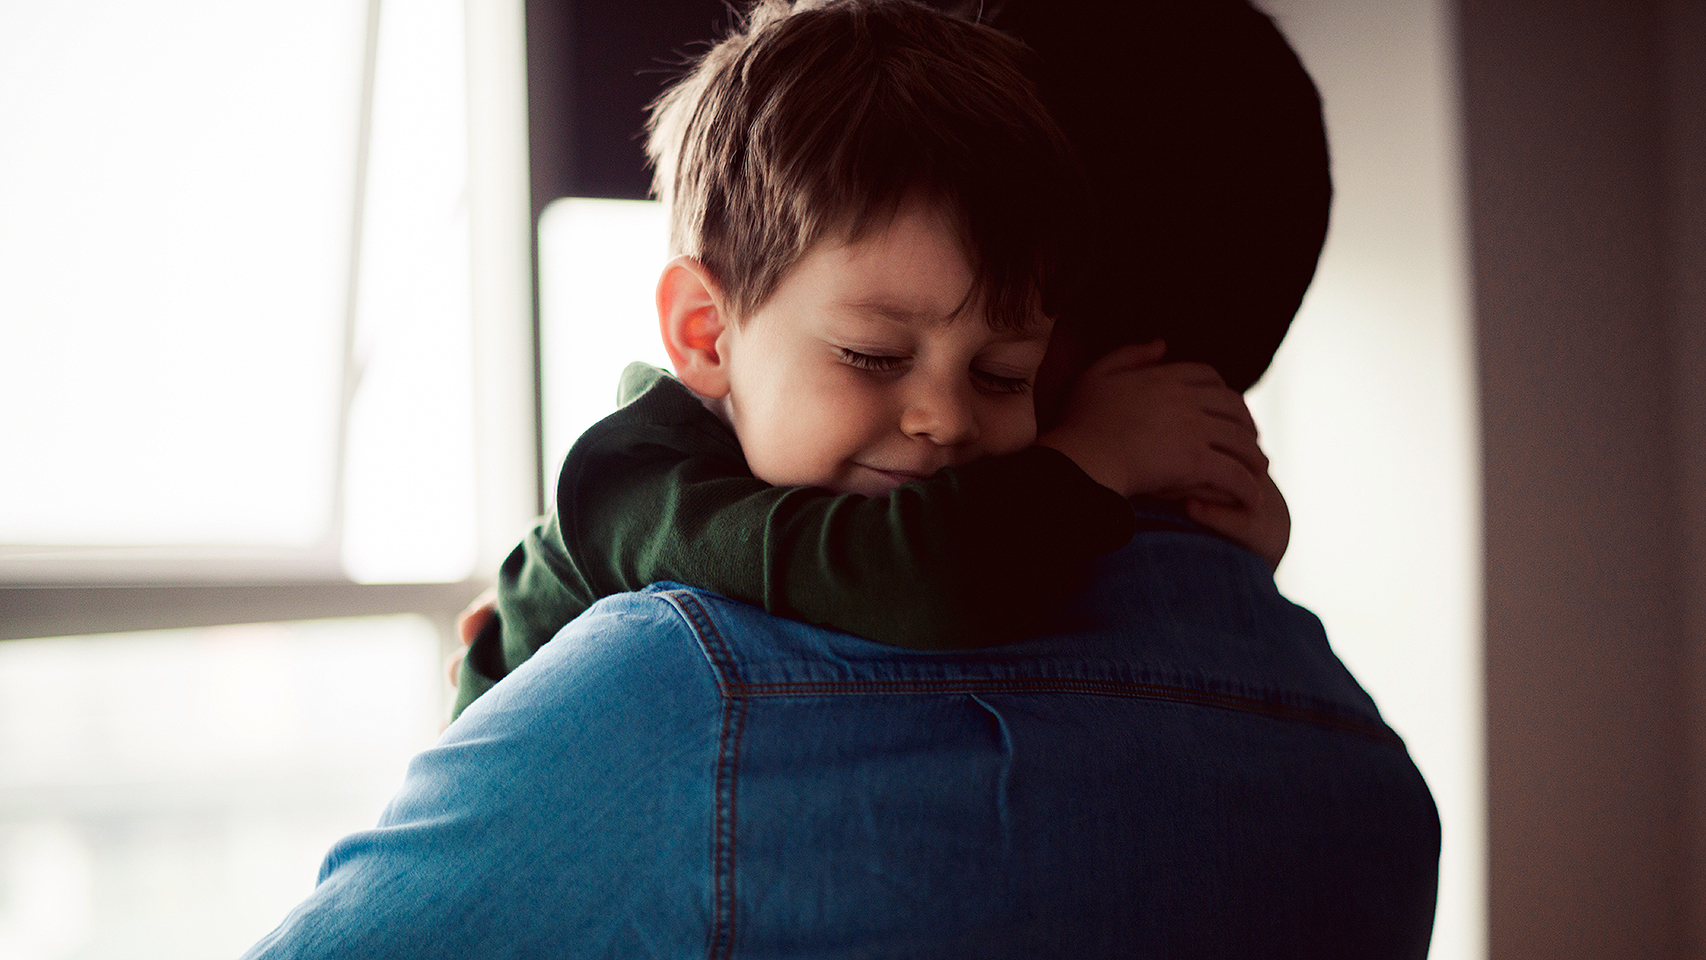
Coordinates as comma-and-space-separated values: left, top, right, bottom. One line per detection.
985, 0, 1332, 411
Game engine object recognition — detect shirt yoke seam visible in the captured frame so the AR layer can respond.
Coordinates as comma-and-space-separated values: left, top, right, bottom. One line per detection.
661, 587, 1398, 746
729, 676, 1400, 744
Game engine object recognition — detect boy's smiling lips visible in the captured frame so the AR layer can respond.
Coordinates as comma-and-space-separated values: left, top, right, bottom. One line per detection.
857, 464, 936, 488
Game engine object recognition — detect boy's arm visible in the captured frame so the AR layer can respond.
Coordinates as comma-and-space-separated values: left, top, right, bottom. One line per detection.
452, 515, 599, 716
451, 371, 1133, 717
566, 352, 1282, 649
565, 380, 1137, 650
459, 354, 1282, 712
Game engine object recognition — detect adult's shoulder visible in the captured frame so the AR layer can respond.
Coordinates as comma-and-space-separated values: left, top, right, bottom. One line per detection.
456, 585, 721, 726
1064, 500, 1389, 723
245, 588, 728, 959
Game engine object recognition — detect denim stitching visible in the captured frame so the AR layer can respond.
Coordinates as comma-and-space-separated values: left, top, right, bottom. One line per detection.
725, 676, 1400, 744
670, 590, 743, 960
663, 588, 1395, 747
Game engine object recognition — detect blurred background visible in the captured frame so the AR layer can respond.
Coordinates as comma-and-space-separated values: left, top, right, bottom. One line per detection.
0, 1, 1700, 958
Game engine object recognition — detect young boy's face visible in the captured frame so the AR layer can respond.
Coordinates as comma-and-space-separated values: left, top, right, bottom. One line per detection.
719, 201, 1051, 496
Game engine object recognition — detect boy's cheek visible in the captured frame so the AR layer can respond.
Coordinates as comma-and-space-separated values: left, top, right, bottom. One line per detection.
985, 402, 1040, 456
737, 412, 846, 487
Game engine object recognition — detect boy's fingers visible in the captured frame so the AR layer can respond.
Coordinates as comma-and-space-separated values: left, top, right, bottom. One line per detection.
1189, 384, 1258, 432
1186, 497, 1287, 571
1162, 361, 1227, 388
1126, 361, 1222, 390
1185, 497, 1246, 531
1202, 406, 1260, 447
1195, 450, 1263, 509
1121, 339, 1167, 366
1209, 426, 1269, 475
1166, 481, 1238, 506
457, 587, 499, 646
1182, 412, 1266, 475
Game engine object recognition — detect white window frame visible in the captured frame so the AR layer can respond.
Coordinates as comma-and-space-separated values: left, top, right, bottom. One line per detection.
0, 0, 537, 645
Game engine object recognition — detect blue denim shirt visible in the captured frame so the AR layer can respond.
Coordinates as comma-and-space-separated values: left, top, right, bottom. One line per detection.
246, 518, 1439, 958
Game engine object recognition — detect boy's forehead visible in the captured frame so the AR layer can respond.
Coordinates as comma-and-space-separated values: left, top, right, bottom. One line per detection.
730, 195, 1049, 339
808, 200, 1043, 328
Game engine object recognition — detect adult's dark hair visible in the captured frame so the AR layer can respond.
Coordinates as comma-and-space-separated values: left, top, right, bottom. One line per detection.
990, 0, 1333, 393
646, 0, 1078, 331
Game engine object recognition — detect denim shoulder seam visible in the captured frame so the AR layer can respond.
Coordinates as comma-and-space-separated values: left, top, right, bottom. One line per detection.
657, 588, 743, 960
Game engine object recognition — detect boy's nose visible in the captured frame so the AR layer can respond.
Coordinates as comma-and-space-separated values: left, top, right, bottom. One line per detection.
899, 378, 979, 447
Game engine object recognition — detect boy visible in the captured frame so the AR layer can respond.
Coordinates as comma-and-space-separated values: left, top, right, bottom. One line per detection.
453, 0, 1284, 717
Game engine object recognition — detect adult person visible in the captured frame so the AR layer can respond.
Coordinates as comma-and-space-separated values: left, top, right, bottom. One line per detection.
244, 1, 1441, 956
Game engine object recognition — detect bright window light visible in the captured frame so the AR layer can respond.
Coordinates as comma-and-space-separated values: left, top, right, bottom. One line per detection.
0, 1, 365, 548
0, 617, 443, 960
536, 198, 672, 490
339, 0, 478, 584
0, 0, 481, 585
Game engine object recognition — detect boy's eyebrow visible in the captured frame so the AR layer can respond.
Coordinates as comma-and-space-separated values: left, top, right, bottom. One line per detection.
837, 297, 955, 324
836, 297, 1049, 340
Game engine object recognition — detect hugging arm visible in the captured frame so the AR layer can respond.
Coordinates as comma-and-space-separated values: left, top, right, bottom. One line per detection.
452, 371, 1137, 715
553, 372, 1137, 652
456, 358, 1288, 715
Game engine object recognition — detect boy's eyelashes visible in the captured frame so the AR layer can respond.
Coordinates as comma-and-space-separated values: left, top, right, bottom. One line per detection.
973, 370, 1033, 394
835, 347, 1033, 394
837, 347, 906, 372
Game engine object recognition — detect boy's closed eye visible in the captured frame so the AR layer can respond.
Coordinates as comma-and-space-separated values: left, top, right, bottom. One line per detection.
836, 347, 1036, 395
971, 367, 1033, 395
837, 347, 907, 373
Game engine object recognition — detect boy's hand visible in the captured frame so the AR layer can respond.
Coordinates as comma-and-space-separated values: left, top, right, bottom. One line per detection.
1184, 467, 1291, 570
447, 587, 497, 687
1038, 341, 1269, 509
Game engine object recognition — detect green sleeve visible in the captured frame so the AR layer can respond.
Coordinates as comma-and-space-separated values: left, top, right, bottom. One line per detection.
560, 368, 1137, 651
454, 365, 1136, 718
452, 511, 598, 717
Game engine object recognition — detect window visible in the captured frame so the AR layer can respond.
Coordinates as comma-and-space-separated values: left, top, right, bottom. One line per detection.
536, 198, 671, 489
0, 0, 365, 573
0, 618, 441, 960
0, 0, 533, 955
0, 0, 516, 586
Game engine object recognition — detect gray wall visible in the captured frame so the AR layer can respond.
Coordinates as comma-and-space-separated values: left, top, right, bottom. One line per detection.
1461, 0, 1706, 955
1676, 1, 1706, 950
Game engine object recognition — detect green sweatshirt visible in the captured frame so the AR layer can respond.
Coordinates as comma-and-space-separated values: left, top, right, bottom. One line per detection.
454, 363, 1137, 717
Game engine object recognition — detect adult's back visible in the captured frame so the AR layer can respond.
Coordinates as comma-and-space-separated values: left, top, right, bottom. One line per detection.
244, 506, 1438, 958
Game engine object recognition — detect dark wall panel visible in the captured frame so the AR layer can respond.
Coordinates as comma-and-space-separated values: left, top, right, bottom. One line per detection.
1461, 0, 1692, 956
526, 0, 732, 213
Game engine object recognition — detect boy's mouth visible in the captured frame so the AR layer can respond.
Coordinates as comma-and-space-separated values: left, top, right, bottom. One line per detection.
859, 465, 933, 487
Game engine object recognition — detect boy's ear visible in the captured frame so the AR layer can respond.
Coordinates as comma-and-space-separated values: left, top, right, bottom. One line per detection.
657, 255, 734, 399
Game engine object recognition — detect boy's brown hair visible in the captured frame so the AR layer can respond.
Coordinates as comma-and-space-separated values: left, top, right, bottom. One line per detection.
645, 0, 1078, 330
